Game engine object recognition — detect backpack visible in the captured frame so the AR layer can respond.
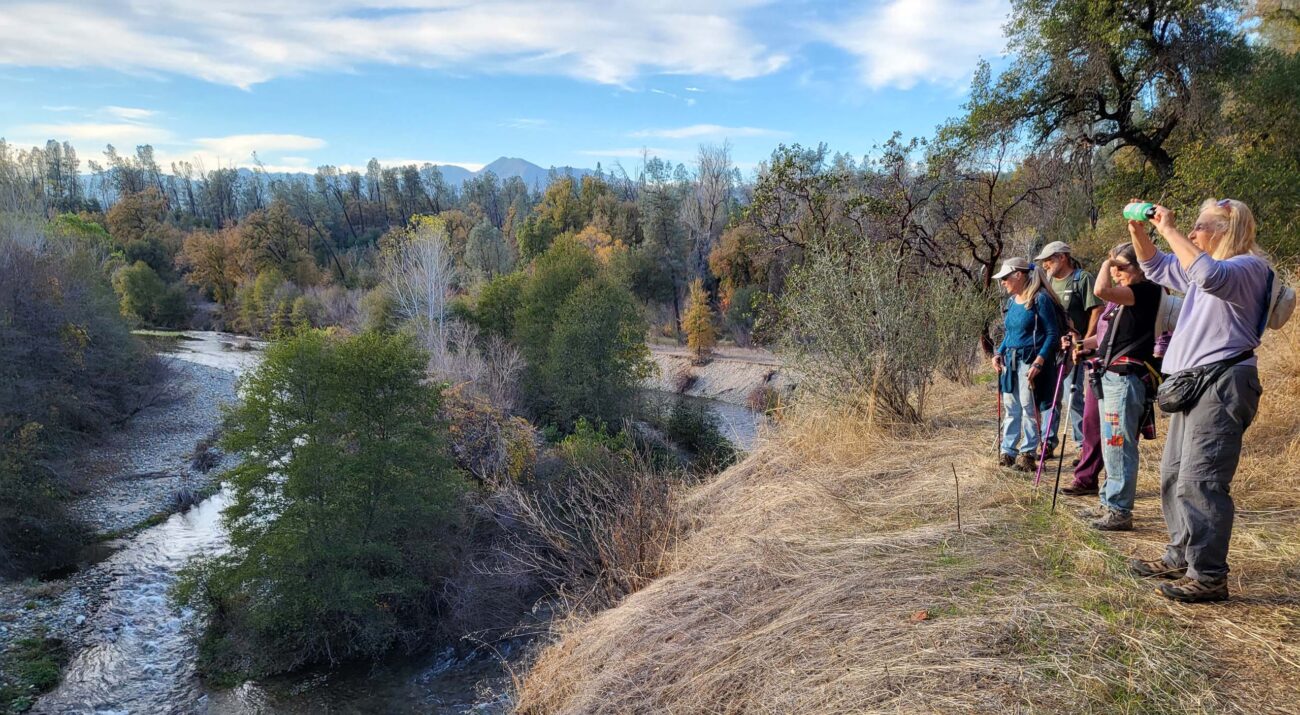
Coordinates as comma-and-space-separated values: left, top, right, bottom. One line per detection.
1155, 289, 1182, 336
1259, 269, 1297, 335
1153, 289, 1182, 359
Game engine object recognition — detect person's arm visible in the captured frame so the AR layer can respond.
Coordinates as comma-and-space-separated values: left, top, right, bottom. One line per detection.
1084, 305, 1101, 340
1150, 206, 1206, 269
1094, 259, 1136, 305
1034, 293, 1059, 363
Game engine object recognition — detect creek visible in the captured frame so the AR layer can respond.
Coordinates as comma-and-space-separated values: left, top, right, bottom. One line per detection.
33, 332, 759, 714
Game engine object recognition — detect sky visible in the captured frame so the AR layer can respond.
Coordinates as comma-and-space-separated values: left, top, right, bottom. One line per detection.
0, 0, 1012, 177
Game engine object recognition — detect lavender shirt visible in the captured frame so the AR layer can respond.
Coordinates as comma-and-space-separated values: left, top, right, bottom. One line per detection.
1139, 250, 1271, 373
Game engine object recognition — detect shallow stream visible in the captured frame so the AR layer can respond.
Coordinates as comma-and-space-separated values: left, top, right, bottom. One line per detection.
33, 331, 759, 714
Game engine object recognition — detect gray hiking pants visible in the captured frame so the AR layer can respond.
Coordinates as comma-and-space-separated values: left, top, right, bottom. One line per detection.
1160, 364, 1262, 582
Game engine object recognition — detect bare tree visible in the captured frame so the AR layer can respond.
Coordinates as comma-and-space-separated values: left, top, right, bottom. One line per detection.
385, 217, 457, 366
680, 143, 735, 289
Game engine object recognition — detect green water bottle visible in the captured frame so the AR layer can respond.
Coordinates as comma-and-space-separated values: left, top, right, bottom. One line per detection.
1123, 201, 1158, 221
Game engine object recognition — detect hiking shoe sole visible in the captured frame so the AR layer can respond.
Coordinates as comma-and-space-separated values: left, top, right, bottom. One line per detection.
1060, 485, 1098, 496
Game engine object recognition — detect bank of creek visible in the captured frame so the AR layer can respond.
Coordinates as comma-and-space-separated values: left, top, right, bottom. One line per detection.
2, 332, 766, 714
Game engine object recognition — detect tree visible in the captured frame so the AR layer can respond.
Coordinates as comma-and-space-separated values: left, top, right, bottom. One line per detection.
177, 330, 466, 676
464, 219, 514, 281
514, 236, 600, 374
112, 261, 189, 327
239, 201, 318, 287
682, 279, 718, 361
543, 277, 652, 429
383, 215, 457, 363
177, 227, 246, 304
973, 0, 1248, 180
106, 187, 181, 278
473, 270, 527, 341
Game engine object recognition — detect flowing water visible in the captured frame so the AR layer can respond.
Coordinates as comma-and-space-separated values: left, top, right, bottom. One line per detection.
34, 332, 759, 714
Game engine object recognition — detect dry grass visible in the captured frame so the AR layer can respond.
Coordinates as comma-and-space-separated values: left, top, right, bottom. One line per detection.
513, 327, 1300, 715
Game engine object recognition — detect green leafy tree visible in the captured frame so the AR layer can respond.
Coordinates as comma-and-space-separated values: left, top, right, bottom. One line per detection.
515, 235, 600, 378
543, 276, 652, 429
176, 330, 467, 676
972, 0, 1247, 180
473, 270, 527, 340
112, 261, 189, 327
464, 219, 514, 281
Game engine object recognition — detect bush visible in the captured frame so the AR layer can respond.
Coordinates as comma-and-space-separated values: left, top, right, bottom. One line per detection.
664, 399, 736, 471
0, 422, 89, 579
777, 244, 995, 423
112, 261, 191, 327
542, 276, 653, 430
175, 330, 469, 677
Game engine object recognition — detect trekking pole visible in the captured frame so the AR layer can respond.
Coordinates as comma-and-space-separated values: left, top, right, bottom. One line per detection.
995, 379, 1003, 454
1034, 362, 1069, 489
1051, 360, 1081, 513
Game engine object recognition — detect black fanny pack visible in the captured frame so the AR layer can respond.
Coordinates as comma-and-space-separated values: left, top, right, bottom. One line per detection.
1156, 351, 1253, 414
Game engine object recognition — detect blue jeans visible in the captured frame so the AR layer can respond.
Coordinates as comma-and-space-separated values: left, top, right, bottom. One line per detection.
1099, 371, 1144, 515
1047, 365, 1085, 448
1001, 360, 1041, 457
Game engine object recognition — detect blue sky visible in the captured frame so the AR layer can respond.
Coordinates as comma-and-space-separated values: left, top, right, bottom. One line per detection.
0, 0, 1011, 177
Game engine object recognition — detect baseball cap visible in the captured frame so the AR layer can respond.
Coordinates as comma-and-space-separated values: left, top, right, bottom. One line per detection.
992, 256, 1032, 280
1034, 241, 1072, 261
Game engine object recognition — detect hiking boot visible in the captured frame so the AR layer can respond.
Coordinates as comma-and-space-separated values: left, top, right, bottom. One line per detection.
1159, 576, 1228, 603
997, 452, 1015, 468
1060, 482, 1098, 496
1128, 558, 1186, 580
1013, 453, 1037, 472
1043, 444, 1057, 460
1075, 506, 1103, 519
1091, 509, 1133, 531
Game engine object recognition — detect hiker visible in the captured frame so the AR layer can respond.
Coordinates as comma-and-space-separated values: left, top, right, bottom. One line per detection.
992, 257, 1063, 473
1128, 198, 1270, 603
1082, 244, 1163, 532
1035, 241, 1103, 457
1060, 286, 1173, 500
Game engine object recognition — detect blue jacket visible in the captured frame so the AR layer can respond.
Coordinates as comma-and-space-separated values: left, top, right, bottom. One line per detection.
998, 291, 1061, 405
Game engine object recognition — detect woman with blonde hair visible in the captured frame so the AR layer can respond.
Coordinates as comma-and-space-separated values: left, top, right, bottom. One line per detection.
1127, 198, 1270, 602
992, 257, 1064, 472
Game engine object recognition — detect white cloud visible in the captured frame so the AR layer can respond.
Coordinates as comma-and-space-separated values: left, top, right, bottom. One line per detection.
818, 0, 1009, 89
8, 122, 176, 148
103, 106, 156, 122
684, 86, 704, 92
0, 1, 789, 89
630, 124, 784, 140
193, 133, 327, 161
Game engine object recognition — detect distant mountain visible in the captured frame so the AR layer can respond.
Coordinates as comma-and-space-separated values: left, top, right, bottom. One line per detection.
473, 156, 594, 189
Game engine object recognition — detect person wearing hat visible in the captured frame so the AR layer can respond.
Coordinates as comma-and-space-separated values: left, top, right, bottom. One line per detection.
992, 257, 1064, 472
1034, 240, 1103, 456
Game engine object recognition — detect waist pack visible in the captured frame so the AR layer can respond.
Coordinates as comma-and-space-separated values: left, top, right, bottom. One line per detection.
1156, 351, 1254, 414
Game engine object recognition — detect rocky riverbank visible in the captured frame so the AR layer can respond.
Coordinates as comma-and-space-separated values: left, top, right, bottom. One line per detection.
0, 359, 237, 710
645, 344, 793, 408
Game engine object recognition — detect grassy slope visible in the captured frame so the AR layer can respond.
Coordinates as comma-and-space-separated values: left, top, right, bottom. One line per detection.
513, 325, 1300, 714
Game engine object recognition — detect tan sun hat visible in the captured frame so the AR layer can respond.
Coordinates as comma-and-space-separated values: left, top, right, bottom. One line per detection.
1034, 241, 1072, 261
992, 256, 1031, 280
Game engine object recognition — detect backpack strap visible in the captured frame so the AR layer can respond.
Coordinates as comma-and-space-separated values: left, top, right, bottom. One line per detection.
1257, 268, 1275, 338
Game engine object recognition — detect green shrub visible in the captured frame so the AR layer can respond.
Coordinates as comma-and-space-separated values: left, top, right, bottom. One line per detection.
175, 330, 468, 677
